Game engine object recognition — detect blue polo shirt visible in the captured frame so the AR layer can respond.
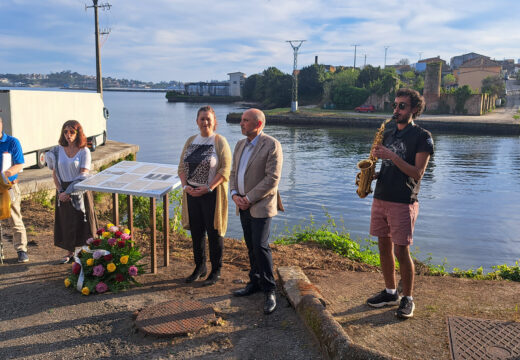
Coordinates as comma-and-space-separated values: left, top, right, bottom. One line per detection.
0, 132, 25, 182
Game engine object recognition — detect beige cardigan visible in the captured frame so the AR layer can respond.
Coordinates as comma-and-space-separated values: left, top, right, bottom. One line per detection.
178, 133, 232, 236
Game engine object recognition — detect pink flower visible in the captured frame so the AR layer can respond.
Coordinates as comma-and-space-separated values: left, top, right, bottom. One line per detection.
121, 233, 131, 241
72, 262, 81, 275
107, 238, 117, 246
93, 264, 105, 277
115, 273, 124, 282
96, 282, 108, 293
109, 226, 119, 233
86, 238, 94, 245
128, 265, 138, 276
92, 250, 104, 259
104, 254, 113, 262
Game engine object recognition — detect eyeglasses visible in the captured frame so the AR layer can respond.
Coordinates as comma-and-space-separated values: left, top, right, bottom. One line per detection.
63, 129, 77, 135
392, 102, 409, 110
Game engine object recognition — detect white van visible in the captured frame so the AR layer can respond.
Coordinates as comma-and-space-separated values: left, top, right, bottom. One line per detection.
0, 89, 108, 168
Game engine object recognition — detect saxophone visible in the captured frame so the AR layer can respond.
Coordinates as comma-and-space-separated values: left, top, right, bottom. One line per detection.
355, 118, 392, 198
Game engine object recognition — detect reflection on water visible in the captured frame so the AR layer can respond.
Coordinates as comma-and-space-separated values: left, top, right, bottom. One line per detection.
104, 92, 520, 270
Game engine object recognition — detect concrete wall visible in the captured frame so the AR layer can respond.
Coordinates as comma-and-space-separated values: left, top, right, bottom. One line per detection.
439, 93, 497, 115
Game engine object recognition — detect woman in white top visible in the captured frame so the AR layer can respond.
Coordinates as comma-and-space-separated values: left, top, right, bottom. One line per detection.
46, 120, 98, 263
178, 106, 231, 286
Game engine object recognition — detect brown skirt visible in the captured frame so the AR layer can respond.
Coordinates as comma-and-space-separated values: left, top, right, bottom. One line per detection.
54, 190, 98, 252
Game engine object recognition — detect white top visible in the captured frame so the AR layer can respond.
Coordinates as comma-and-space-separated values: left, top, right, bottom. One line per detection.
183, 134, 219, 187
57, 146, 91, 182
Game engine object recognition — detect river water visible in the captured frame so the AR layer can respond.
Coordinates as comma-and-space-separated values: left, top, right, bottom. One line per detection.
104, 91, 520, 270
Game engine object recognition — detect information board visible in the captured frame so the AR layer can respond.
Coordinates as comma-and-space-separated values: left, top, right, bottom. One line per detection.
75, 161, 181, 198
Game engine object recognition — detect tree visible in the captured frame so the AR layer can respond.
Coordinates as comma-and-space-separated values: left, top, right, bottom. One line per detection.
242, 74, 262, 101
481, 75, 505, 97
442, 74, 457, 88
395, 58, 410, 65
297, 64, 330, 104
356, 65, 382, 88
331, 84, 369, 109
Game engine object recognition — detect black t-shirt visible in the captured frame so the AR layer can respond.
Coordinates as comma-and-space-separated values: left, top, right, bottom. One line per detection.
373, 121, 434, 204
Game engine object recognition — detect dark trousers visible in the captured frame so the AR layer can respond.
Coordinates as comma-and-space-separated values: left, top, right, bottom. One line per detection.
187, 191, 223, 272
239, 209, 275, 292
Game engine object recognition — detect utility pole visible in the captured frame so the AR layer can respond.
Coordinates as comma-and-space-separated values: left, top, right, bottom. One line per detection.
286, 40, 306, 112
352, 44, 359, 69
86, 0, 111, 96
384, 46, 390, 68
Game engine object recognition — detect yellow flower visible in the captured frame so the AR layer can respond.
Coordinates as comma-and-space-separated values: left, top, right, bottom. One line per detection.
86, 258, 94, 266
81, 287, 90, 296
82, 249, 88, 254
120, 255, 129, 264
107, 263, 116, 272
107, 223, 114, 228
124, 228, 131, 234
64, 278, 71, 287
102, 231, 111, 238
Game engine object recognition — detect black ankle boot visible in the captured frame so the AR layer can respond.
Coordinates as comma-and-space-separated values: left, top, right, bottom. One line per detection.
185, 265, 207, 283
202, 270, 221, 286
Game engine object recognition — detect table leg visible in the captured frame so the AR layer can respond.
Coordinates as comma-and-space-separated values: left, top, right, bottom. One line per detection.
150, 197, 157, 274
112, 193, 119, 225
163, 193, 169, 267
127, 195, 133, 234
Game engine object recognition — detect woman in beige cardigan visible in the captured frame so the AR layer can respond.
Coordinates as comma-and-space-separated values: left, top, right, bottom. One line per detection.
178, 106, 231, 286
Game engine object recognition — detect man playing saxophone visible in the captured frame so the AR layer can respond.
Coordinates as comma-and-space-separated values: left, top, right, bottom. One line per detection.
366, 88, 434, 319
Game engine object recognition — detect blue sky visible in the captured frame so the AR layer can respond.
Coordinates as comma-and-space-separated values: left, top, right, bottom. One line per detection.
1, 0, 519, 82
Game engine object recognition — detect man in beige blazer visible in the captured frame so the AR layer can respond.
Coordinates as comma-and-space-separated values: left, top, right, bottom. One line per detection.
229, 108, 283, 315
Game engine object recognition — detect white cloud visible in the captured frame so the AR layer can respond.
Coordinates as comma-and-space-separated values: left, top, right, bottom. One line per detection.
1, 0, 519, 82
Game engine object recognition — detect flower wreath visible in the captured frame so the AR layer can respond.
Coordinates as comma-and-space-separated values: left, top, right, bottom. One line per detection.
65, 224, 144, 295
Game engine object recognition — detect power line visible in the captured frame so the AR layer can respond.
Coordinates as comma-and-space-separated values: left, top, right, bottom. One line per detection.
352, 44, 359, 69
286, 40, 306, 113
85, 0, 111, 96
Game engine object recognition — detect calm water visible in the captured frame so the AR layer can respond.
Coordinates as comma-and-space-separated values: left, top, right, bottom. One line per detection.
104, 91, 520, 270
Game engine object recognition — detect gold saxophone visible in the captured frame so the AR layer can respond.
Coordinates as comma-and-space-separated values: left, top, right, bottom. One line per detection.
355, 118, 392, 198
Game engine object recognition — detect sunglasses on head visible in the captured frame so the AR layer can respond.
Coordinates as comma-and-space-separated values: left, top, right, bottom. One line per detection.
392, 102, 409, 110
63, 129, 77, 135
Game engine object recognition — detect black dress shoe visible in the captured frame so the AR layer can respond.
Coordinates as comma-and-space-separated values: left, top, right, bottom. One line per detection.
185, 266, 207, 283
233, 283, 260, 297
202, 271, 221, 286
264, 291, 277, 314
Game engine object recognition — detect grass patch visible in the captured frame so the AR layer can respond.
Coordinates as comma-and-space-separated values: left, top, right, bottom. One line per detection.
274, 210, 380, 266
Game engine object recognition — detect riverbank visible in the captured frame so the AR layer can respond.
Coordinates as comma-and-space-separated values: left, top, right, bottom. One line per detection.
226, 107, 520, 135
1, 199, 519, 359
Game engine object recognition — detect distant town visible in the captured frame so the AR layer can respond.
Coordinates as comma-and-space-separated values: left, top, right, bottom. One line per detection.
2, 52, 519, 115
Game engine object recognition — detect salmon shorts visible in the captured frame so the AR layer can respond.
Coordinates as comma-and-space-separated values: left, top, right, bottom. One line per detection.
370, 198, 419, 246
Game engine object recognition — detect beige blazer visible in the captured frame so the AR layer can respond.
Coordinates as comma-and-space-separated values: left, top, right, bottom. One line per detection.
229, 132, 284, 218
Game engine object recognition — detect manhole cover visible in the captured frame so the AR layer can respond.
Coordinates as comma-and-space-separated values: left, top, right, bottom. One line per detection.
135, 300, 215, 337
447, 316, 520, 360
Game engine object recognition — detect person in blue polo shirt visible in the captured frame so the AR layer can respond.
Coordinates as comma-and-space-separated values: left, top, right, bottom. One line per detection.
0, 116, 28, 263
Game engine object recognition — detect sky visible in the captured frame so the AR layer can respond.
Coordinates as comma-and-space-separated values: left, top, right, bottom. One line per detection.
1, 0, 520, 83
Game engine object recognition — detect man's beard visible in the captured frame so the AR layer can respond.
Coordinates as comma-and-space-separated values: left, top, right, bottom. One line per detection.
393, 114, 410, 124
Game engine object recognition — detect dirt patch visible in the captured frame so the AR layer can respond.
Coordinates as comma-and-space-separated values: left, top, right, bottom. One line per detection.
1, 199, 519, 359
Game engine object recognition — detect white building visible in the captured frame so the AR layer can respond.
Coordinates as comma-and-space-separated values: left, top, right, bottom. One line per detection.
227, 72, 246, 97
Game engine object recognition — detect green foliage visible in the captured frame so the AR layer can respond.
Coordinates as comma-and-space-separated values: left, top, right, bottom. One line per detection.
356, 65, 382, 89
297, 64, 331, 103
242, 67, 291, 108
442, 74, 457, 88
98, 153, 135, 173
29, 190, 54, 210
331, 84, 370, 109
274, 210, 380, 266
453, 85, 474, 114
117, 188, 187, 236
481, 75, 506, 97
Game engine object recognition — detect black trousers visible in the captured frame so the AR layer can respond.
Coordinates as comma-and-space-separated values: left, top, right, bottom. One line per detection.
239, 209, 275, 292
187, 191, 223, 271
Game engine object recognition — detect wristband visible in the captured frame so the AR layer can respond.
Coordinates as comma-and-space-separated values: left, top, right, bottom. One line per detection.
183, 185, 187, 190
206, 184, 213, 193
